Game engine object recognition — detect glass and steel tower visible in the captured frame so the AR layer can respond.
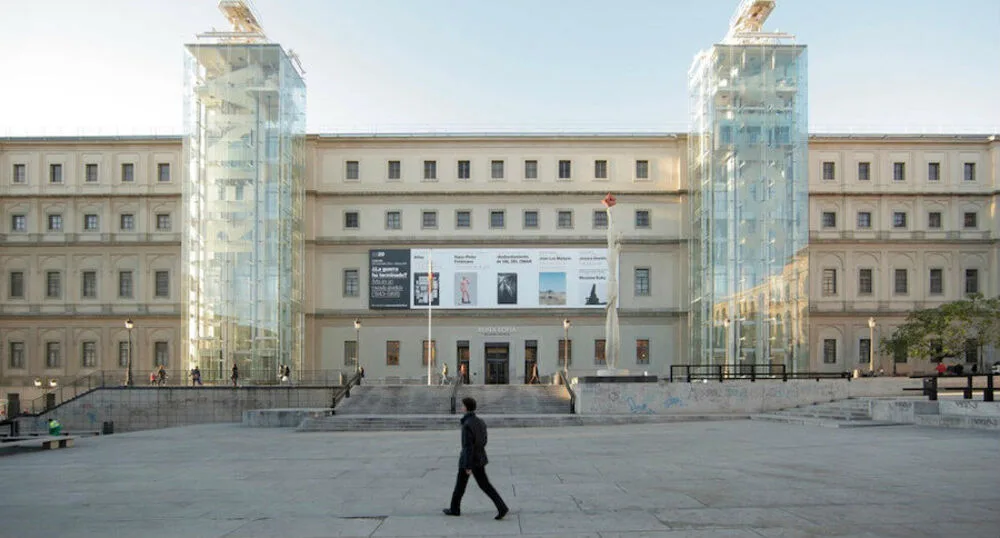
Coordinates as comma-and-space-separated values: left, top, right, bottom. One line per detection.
689, 0, 809, 372
182, 1, 306, 382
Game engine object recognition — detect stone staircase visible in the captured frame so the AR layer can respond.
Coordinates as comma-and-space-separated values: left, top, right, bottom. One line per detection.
333, 386, 453, 415
456, 385, 571, 414
752, 398, 904, 428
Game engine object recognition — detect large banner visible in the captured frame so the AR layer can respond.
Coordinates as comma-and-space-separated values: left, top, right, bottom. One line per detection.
369, 248, 610, 310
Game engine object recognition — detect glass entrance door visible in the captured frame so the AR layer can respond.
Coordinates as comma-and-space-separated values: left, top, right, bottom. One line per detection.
484, 343, 509, 385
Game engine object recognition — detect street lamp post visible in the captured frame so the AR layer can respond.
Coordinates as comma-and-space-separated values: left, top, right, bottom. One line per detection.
868, 317, 876, 375
354, 318, 361, 376
723, 318, 731, 374
562, 319, 571, 381
124, 318, 134, 387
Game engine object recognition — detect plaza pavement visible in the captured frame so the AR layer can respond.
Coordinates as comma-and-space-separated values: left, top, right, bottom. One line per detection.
0, 420, 998, 538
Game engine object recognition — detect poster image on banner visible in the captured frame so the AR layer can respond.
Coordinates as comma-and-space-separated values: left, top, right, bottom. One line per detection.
414, 272, 440, 306
369, 249, 412, 309
455, 273, 477, 306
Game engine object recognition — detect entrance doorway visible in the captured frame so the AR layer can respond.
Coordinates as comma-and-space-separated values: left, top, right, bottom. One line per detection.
524, 340, 538, 384
457, 340, 470, 383
484, 343, 509, 385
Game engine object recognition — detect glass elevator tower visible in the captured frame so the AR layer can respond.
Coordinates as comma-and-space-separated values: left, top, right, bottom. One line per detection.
182, 3, 306, 382
689, 0, 809, 372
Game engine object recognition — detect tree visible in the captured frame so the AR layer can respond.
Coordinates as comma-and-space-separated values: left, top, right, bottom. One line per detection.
880, 295, 1000, 371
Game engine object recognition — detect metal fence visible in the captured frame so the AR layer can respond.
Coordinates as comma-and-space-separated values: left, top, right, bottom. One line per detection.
669, 364, 852, 383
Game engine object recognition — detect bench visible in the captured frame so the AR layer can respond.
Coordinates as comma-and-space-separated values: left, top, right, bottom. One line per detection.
0, 435, 77, 450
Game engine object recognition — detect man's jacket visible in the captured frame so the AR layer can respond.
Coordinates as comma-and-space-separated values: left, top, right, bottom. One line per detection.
459, 412, 489, 469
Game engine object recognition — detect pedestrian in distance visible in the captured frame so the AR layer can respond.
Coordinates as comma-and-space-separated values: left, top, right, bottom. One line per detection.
231, 363, 239, 387
443, 397, 508, 520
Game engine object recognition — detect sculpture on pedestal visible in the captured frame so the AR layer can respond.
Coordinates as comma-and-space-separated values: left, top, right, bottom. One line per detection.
602, 193, 622, 372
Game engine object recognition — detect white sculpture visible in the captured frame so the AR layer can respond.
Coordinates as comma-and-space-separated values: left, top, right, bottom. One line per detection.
601, 193, 623, 374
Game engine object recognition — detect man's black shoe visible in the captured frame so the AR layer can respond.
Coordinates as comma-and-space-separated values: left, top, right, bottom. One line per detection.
495, 507, 508, 520
442, 508, 460, 516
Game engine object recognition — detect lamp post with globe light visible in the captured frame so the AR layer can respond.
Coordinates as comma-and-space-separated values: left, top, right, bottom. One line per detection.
868, 317, 876, 375
354, 319, 362, 375
125, 318, 134, 386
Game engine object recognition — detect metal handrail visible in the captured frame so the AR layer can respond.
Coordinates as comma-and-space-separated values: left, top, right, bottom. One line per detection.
669, 364, 850, 383
557, 371, 576, 414
449, 375, 464, 414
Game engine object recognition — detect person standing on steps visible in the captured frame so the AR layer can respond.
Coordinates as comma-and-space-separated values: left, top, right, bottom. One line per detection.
231, 363, 239, 387
443, 397, 508, 520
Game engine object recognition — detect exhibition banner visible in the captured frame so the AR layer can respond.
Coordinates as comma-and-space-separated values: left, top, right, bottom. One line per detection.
369, 248, 611, 309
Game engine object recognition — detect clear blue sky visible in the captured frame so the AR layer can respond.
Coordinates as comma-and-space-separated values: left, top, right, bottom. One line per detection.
1, 0, 997, 135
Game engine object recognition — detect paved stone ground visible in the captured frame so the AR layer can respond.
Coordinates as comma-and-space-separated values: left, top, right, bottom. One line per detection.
1, 420, 998, 538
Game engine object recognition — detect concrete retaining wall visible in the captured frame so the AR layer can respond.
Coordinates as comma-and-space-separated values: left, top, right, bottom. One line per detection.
19, 386, 336, 433
573, 378, 919, 415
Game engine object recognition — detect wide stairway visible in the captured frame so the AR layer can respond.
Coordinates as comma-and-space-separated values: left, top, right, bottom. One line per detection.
752, 398, 902, 428
334, 386, 454, 415
457, 384, 570, 414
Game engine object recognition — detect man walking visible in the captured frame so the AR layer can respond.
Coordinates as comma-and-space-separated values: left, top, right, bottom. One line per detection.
443, 397, 508, 520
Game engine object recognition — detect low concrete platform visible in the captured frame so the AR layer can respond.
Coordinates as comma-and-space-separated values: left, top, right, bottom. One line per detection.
0, 435, 76, 450
297, 413, 751, 431
242, 408, 334, 427
0, 420, 997, 537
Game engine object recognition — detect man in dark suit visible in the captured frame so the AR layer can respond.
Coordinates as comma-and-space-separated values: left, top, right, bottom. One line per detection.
443, 397, 509, 520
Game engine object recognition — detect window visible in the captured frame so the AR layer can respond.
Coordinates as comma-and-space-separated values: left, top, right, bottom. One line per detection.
386, 341, 400, 366
118, 341, 129, 367
858, 269, 873, 295
491, 160, 504, 179
49, 164, 63, 183
490, 210, 506, 229
857, 211, 872, 229
894, 269, 908, 294
82, 271, 97, 298
119, 270, 134, 298
46, 271, 61, 298
524, 160, 538, 180
634, 268, 650, 296
343, 269, 359, 297
156, 213, 171, 231
523, 210, 538, 229
892, 162, 905, 181
157, 163, 171, 182
48, 214, 63, 231
965, 269, 979, 295
423, 160, 437, 180
822, 161, 835, 180
387, 160, 401, 180
455, 210, 471, 229
155, 271, 169, 298
422, 340, 436, 366
457, 160, 471, 180
963, 162, 976, 182
345, 160, 359, 180
153, 341, 169, 367
82, 341, 97, 368
635, 210, 650, 229
344, 211, 360, 229
121, 163, 134, 182
928, 269, 944, 295
928, 212, 942, 229
593, 210, 608, 229
822, 269, 837, 296
594, 160, 608, 179
859, 339, 871, 365
594, 339, 606, 365
558, 160, 571, 179
892, 212, 907, 229
821, 211, 836, 228
7, 270, 25, 299
963, 212, 977, 229
558, 339, 572, 366
11, 214, 26, 232
344, 340, 358, 367
9, 342, 25, 369
823, 339, 837, 364
85, 163, 99, 182
84, 214, 99, 231
927, 162, 940, 181
385, 211, 401, 230
422, 211, 437, 229
857, 162, 870, 181
636, 339, 650, 365
46, 342, 61, 368
13, 163, 26, 184
635, 160, 649, 179
557, 210, 573, 229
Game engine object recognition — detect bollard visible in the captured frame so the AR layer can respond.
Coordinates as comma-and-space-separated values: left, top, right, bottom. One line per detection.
923, 377, 938, 401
